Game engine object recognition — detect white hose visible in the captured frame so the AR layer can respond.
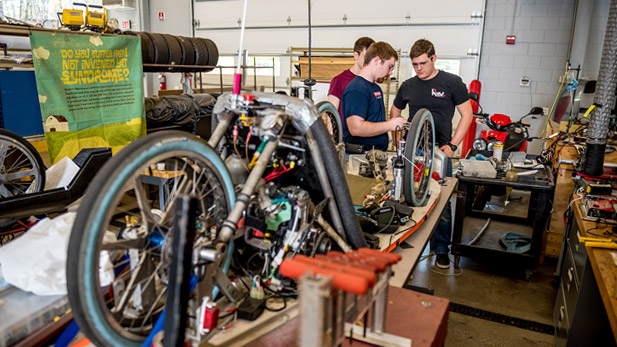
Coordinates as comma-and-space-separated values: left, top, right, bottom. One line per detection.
317, 215, 351, 252
235, 0, 249, 75
468, 218, 491, 245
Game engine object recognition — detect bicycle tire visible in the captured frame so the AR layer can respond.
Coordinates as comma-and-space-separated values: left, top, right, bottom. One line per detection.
0, 128, 46, 198
403, 109, 435, 206
316, 101, 343, 144
67, 130, 235, 347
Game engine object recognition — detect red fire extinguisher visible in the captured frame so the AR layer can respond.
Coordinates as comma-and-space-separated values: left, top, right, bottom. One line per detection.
159, 73, 167, 90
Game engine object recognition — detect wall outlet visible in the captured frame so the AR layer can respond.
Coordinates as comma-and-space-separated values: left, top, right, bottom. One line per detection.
520, 76, 530, 87
543, 107, 549, 115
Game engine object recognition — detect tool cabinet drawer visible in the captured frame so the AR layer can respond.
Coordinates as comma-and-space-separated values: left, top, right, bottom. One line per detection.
561, 247, 579, 322
567, 227, 587, 281
553, 282, 569, 347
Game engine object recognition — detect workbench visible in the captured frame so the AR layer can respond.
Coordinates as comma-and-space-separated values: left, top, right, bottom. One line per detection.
553, 200, 617, 346
208, 177, 458, 346
452, 163, 554, 279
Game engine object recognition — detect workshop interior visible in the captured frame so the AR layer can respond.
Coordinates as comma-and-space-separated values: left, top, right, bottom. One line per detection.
0, 0, 616, 346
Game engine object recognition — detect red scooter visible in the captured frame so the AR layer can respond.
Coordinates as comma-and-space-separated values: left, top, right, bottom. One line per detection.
469, 92, 544, 153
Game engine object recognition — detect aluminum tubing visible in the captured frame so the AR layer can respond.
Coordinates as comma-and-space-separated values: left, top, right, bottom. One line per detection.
217, 139, 278, 242
207, 111, 234, 148
585, 0, 617, 175
308, 120, 368, 249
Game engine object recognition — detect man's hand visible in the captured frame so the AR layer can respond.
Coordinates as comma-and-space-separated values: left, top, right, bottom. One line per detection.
440, 144, 454, 157
389, 117, 408, 131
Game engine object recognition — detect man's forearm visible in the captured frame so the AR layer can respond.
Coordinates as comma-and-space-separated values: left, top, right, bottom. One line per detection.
347, 117, 392, 137
451, 101, 474, 146
327, 95, 340, 111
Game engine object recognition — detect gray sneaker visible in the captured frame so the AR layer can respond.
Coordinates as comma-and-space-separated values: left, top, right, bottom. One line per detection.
436, 254, 450, 269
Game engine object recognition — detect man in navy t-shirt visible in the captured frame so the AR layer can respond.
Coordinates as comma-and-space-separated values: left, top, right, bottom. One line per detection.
328, 37, 374, 119
341, 41, 408, 152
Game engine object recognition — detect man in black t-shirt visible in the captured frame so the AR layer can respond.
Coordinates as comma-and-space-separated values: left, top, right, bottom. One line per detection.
391, 39, 473, 156
390, 39, 473, 269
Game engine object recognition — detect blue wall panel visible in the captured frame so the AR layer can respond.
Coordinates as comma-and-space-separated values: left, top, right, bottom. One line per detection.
0, 71, 44, 137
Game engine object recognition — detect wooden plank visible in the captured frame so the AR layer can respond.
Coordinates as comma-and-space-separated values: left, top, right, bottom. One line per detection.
298, 56, 354, 79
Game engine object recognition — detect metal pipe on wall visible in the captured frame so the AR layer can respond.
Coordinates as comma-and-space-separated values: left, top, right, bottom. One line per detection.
584, 0, 617, 176
196, 21, 479, 32
568, 0, 594, 71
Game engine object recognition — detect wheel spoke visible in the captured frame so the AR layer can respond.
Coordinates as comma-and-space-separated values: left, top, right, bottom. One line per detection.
5, 151, 28, 173
101, 237, 148, 251
0, 143, 9, 167
4, 168, 36, 181
0, 184, 14, 198
133, 178, 156, 228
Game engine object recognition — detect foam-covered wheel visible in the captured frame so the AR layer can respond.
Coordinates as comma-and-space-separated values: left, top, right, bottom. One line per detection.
146, 32, 169, 67
161, 34, 182, 66
202, 38, 218, 69
176, 36, 196, 70
190, 37, 209, 67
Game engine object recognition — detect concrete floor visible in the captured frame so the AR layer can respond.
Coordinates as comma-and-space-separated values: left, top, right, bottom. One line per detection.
408, 191, 558, 346
409, 252, 557, 346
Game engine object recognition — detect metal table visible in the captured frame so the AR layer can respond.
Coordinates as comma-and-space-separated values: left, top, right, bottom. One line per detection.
452, 163, 555, 279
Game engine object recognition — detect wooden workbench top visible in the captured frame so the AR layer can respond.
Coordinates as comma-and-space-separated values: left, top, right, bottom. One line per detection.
573, 200, 617, 341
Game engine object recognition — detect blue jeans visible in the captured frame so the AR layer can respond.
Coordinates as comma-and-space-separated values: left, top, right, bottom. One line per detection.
432, 158, 452, 255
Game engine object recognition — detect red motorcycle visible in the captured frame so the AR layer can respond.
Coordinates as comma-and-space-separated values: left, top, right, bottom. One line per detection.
469, 92, 544, 153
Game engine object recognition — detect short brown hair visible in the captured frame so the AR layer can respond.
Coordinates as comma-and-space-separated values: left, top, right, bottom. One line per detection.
363, 41, 398, 66
353, 37, 375, 53
410, 39, 435, 59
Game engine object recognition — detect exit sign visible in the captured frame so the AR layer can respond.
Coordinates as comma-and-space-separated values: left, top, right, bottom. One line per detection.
158, 12, 165, 20
121, 20, 131, 29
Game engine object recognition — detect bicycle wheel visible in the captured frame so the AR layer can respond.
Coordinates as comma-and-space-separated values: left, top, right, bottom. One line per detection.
403, 109, 435, 206
0, 128, 45, 199
67, 130, 235, 347
316, 101, 343, 144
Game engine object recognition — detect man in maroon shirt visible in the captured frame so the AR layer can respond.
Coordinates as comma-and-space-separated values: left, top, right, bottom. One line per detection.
327, 37, 375, 119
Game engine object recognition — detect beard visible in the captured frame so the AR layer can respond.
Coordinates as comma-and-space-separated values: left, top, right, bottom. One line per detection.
376, 76, 386, 84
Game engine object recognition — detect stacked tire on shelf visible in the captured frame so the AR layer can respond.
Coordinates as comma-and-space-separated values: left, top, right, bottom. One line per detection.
123, 31, 218, 72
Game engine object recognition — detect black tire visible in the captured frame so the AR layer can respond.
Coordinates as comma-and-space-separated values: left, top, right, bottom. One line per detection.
202, 38, 218, 68
403, 109, 435, 207
133, 31, 154, 65
190, 37, 209, 67
0, 128, 46, 199
316, 101, 343, 144
161, 34, 182, 66
175, 36, 196, 69
66, 131, 235, 346
146, 32, 169, 66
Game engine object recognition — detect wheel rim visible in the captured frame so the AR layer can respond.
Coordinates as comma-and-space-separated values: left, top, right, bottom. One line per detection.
404, 109, 435, 206
0, 135, 44, 198
82, 150, 231, 343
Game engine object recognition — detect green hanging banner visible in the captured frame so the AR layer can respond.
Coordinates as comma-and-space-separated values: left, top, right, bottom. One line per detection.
30, 32, 145, 164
